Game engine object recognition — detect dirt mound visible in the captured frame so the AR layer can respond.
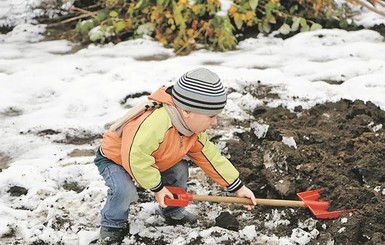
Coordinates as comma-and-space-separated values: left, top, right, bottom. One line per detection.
227, 99, 385, 244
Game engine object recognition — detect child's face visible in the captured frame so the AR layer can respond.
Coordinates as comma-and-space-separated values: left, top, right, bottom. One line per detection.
183, 111, 218, 134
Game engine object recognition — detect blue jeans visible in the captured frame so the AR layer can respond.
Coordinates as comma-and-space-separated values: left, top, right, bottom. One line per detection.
95, 150, 189, 228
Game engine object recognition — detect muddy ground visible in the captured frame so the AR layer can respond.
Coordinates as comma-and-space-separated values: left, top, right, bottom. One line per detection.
223, 99, 385, 245
2, 97, 385, 245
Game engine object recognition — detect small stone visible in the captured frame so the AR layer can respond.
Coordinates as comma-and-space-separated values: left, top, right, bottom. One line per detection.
215, 211, 239, 231
7, 186, 28, 196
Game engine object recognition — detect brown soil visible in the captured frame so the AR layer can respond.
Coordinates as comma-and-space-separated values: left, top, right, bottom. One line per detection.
4, 98, 384, 244
226, 99, 385, 245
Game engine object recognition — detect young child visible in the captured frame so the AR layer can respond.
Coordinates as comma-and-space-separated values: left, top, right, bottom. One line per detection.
94, 68, 257, 243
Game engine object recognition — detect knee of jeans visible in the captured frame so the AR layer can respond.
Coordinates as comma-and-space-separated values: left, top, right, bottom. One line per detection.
117, 186, 138, 203
112, 184, 138, 203
103, 165, 139, 203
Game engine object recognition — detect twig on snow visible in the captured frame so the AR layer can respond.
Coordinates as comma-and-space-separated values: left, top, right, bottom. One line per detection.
346, 0, 385, 18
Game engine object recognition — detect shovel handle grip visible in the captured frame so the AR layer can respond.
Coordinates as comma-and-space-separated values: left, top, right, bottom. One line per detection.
193, 195, 306, 207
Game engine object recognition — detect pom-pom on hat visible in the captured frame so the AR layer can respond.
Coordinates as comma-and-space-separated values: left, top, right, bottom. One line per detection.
171, 68, 227, 115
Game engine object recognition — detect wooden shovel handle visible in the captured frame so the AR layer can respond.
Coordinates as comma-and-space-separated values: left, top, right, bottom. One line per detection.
193, 195, 306, 207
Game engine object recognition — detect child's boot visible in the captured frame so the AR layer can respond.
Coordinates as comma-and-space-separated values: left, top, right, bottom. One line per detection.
163, 209, 198, 225
99, 224, 129, 245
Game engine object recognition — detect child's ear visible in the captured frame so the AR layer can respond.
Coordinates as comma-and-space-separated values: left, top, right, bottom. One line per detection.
180, 109, 191, 118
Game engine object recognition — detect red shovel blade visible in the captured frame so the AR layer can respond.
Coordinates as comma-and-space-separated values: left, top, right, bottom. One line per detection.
297, 189, 355, 219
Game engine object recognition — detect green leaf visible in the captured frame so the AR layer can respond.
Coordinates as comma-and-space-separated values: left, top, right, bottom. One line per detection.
300, 18, 309, 32
278, 23, 291, 35
77, 19, 95, 36
114, 21, 126, 33
257, 22, 264, 33
106, 26, 115, 34
158, 0, 171, 7
339, 19, 348, 29
291, 17, 300, 32
217, 17, 236, 51
109, 10, 118, 18
300, 24, 309, 32
300, 25, 309, 32
249, 0, 259, 11
262, 21, 271, 33
95, 9, 109, 22
234, 18, 243, 30
135, 0, 144, 9
299, 17, 307, 27
289, 5, 298, 14
135, 23, 155, 37
167, 18, 174, 25
89, 26, 104, 42
172, 0, 186, 32
310, 23, 322, 31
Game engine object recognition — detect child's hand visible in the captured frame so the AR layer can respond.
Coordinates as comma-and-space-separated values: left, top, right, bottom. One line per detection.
236, 185, 257, 210
155, 186, 174, 208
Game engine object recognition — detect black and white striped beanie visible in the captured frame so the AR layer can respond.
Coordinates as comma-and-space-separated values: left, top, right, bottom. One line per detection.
171, 68, 227, 115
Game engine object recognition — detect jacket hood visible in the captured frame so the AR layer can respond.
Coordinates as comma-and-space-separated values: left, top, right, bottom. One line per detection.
148, 86, 175, 105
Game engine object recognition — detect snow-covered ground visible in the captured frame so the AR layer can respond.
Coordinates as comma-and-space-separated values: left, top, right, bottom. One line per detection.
1, 1, 385, 244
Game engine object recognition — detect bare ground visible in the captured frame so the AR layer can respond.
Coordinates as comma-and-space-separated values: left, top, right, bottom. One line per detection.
225, 99, 385, 245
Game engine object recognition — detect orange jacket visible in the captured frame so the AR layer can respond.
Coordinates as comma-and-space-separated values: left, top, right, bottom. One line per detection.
101, 87, 242, 192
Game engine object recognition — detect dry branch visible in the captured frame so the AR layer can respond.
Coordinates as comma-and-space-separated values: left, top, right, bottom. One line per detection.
346, 0, 385, 17
373, 0, 385, 7
46, 6, 99, 27
70, 6, 97, 17
48, 13, 94, 27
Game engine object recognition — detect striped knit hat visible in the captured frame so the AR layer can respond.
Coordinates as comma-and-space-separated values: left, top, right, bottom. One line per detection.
171, 68, 227, 115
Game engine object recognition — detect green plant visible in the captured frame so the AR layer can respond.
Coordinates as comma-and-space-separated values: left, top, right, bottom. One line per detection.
72, 0, 355, 54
